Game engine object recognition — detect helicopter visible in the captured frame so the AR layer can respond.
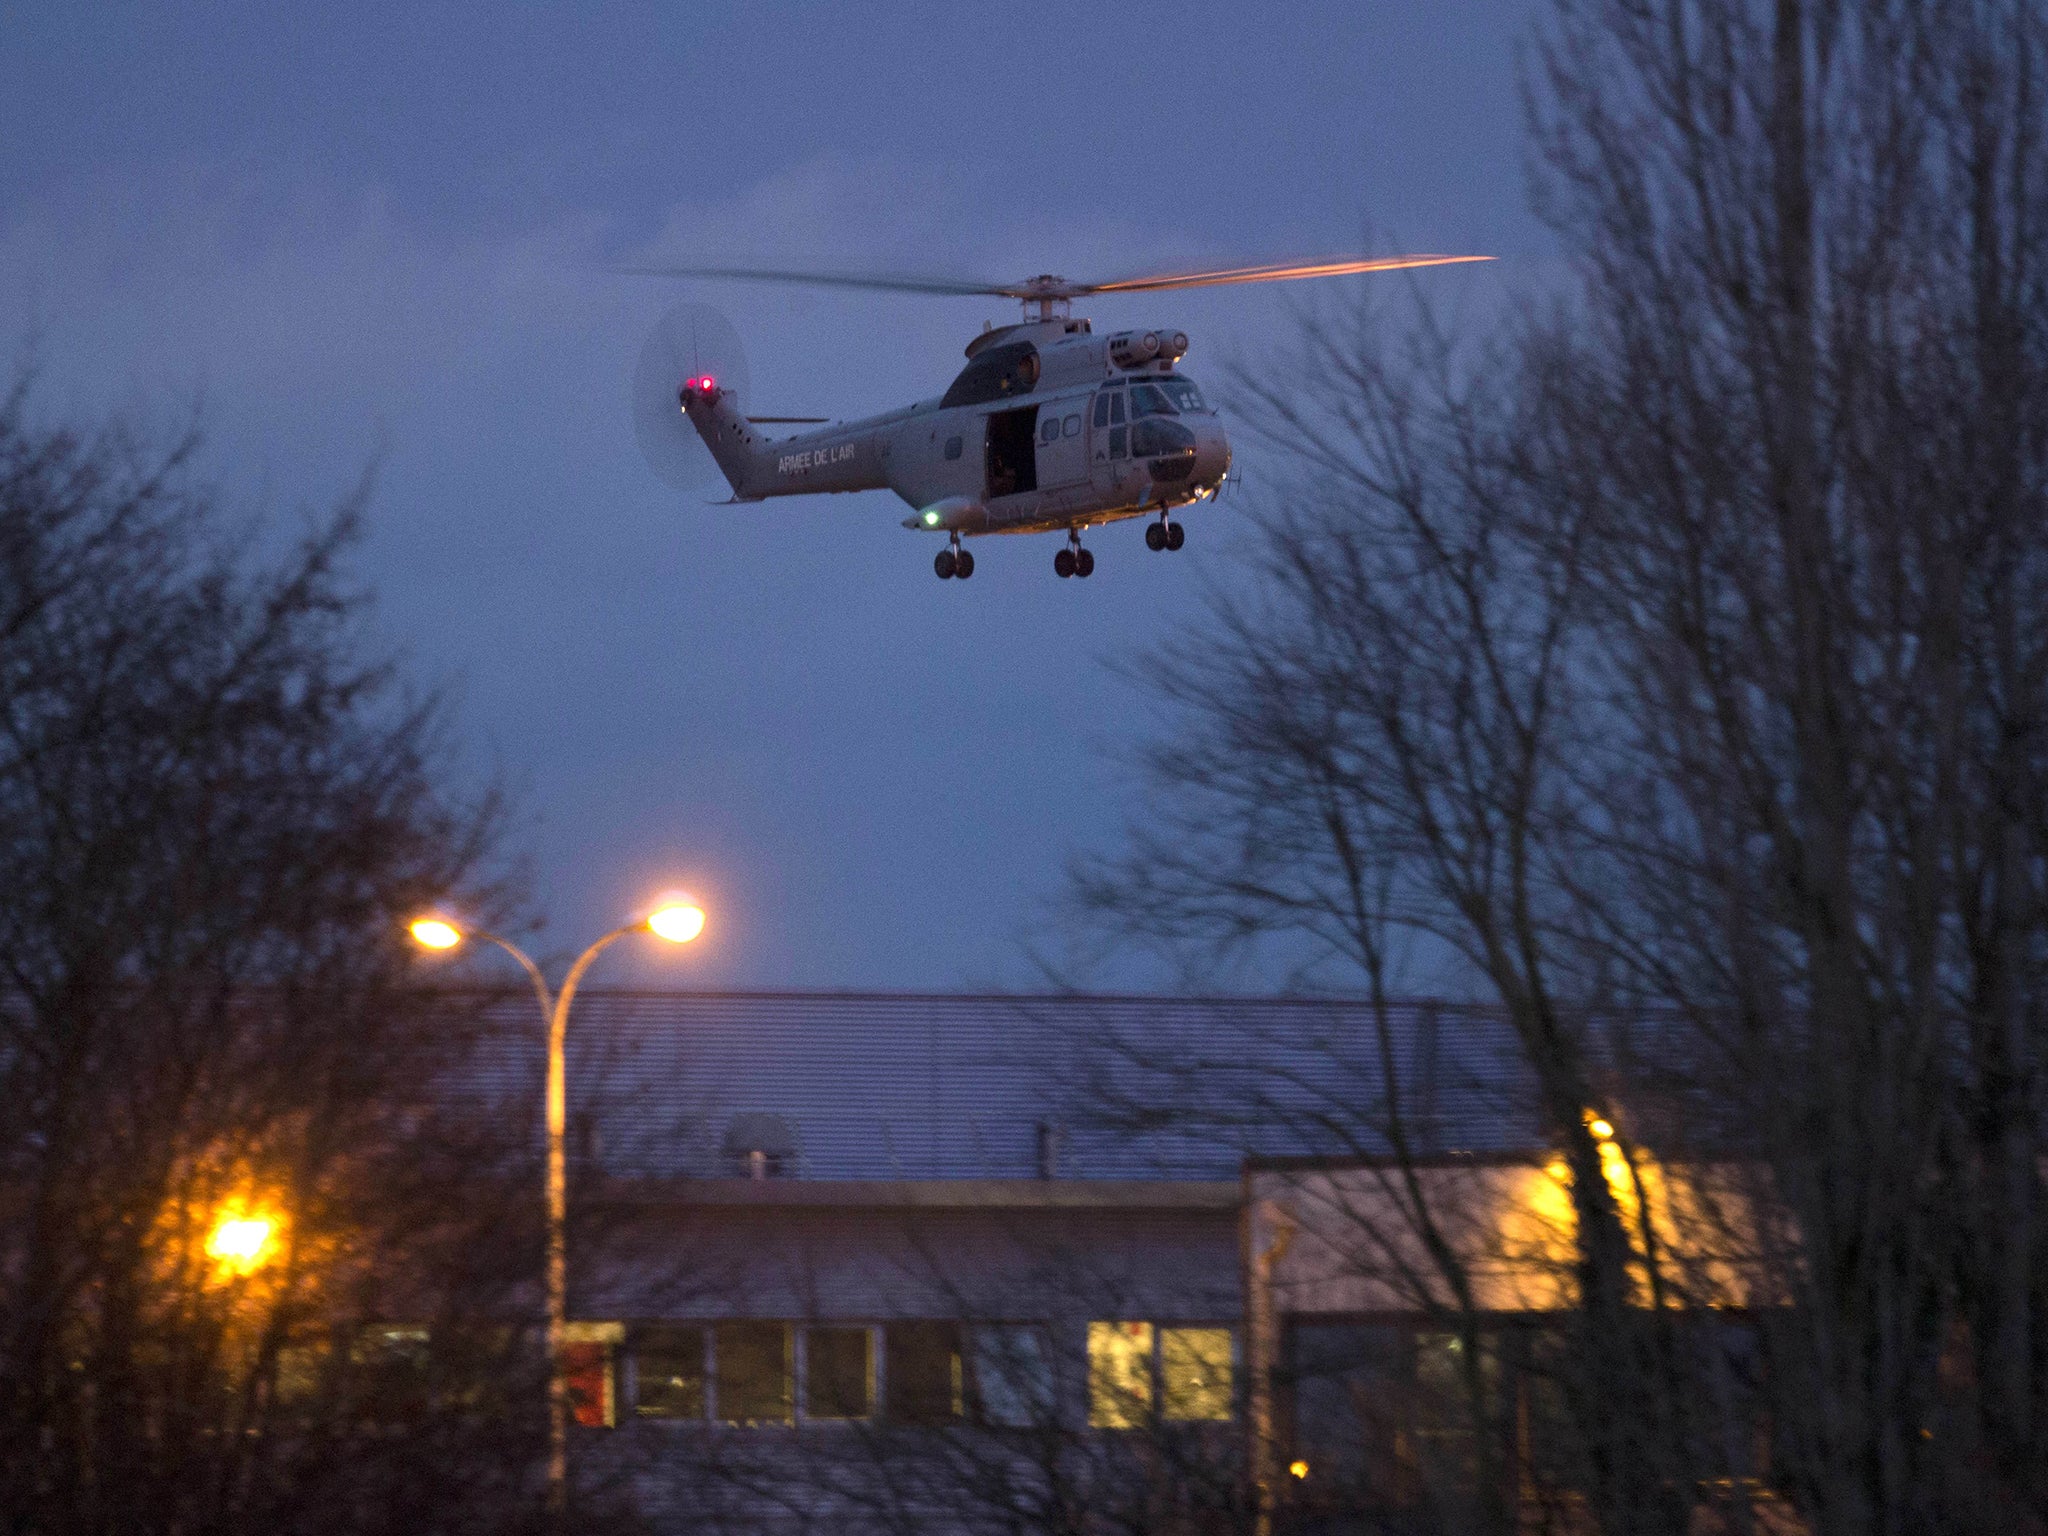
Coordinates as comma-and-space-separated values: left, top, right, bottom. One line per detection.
628, 256, 1491, 580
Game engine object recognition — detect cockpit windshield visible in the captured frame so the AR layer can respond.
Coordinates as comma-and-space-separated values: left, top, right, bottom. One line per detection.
1128, 382, 1177, 419
1128, 378, 1209, 417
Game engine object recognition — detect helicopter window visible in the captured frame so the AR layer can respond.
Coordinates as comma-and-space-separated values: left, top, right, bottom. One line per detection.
944, 436, 963, 461
1063, 413, 1081, 437
1108, 391, 1126, 426
1109, 425, 1127, 459
1157, 377, 1207, 412
1093, 392, 1111, 429
1129, 382, 1179, 419
940, 342, 1040, 409
1040, 417, 1060, 445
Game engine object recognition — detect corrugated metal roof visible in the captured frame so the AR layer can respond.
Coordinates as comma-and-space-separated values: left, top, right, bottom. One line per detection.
433, 991, 1549, 1182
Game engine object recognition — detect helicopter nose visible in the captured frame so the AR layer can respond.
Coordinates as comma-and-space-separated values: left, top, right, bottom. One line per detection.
1193, 421, 1231, 490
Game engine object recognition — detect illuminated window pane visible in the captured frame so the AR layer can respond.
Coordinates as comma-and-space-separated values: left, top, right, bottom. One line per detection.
716, 1321, 791, 1425
805, 1327, 872, 1420
634, 1325, 705, 1420
970, 1323, 1054, 1428
564, 1342, 614, 1427
885, 1321, 962, 1425
1089, 1321, 1154, 1428
1161, 1327, 1234, 1421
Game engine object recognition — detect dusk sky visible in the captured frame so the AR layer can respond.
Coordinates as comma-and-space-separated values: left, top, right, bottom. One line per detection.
3, 1, 1546, 989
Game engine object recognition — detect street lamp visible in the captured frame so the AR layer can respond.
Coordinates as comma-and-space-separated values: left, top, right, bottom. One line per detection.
407, 898, 705, 1516
205, 1203, 279, 1278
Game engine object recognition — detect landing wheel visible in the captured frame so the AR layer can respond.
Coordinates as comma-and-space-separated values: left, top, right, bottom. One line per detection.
1145, 521, 1167, 552
1054, 547, 1076, 579
1075, 547, 1095, 578
954, 548, 975, 579
935, 548, 957, 579
1165, 521, 1186, 551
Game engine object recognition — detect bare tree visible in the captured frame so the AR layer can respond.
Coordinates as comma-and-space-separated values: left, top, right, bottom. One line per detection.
0, 379, 570, 1536
1080, 3, 2048, 1533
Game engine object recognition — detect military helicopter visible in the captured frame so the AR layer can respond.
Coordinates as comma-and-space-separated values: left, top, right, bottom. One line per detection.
628, 255, 1491, 580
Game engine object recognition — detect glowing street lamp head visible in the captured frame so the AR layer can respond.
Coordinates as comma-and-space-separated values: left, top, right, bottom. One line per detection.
646, 901, 705, 944
206, 1208, 277, 1276
409, 917, 463, 950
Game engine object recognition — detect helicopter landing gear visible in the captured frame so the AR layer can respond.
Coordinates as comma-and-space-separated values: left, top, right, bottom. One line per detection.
1145, 513, 1186, 552
1055, 529, 1094, 579
935, 535, 974, 580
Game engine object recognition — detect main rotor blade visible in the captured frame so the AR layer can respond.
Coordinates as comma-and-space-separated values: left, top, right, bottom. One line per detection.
1081, 254, 1494, 294
618, 263, 1007, 298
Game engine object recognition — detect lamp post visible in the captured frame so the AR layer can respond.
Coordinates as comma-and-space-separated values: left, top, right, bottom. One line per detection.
408, 899, 706, 1516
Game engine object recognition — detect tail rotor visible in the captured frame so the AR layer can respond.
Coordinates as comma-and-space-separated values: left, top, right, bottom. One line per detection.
631, 302, 752, 491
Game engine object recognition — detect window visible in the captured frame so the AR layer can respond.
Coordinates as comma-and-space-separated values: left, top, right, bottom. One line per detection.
1063, 413, 1081, 437
1161, 1327, 1234, 1421
1108, 390, 1127, 425
969, 1324, 1054, 1428
1090, 1321, 1237, 1429
940, 342, 1040, 408
350, 1324, 431, 1421
1041, 415, 1061, 444
805, 1326, 873, 1420
1131, 416, 1196, 461
885, 1321, 962, 1425
944, 435, 963, 461
1089, 1321, 1154, 1428
563, 1321, 621, 1428
1288, 1322, 1409, 1494
1093, 390, 1113, 429
1109, 426, 1127, 459
633, 1325, 705, 1420
274, 1338, 329, 1407
1129, 381, 1178, 418
1413, 1331, 1501, 1507
1158, 377, 1207, 413
716, 1321, 791, 1425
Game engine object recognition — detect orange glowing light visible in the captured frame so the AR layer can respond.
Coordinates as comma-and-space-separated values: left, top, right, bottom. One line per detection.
409, 917, 463, 950
206, 1206, 277, 1276
646, 901, 705, 944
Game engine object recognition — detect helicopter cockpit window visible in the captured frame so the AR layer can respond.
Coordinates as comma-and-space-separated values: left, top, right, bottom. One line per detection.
1129, 382, 1179, 419
1156, 378, 1208, 413
940, 342, 1041, 410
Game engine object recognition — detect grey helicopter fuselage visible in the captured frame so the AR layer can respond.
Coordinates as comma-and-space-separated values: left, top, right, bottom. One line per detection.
679, 316, 1230, 538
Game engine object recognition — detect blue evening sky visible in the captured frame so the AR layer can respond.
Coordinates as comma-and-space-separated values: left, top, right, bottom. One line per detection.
2, 1, 1546, 988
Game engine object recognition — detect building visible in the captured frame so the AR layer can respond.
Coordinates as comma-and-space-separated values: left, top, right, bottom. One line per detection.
426, 989, 1778, 1533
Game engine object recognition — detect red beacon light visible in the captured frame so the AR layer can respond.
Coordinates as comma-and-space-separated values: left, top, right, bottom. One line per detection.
693, 375, 717, 395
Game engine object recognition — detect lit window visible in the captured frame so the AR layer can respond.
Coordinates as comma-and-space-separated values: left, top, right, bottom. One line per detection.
805, 1326, 873, 1420
1161, 1327, 1234, 1421
885, 1321, 962, 1425
716, 1321, 792, 1425
633, 1325, 706, 1420
563, 1321, 622, 1428
970, 1323, 1054, 1428
1089, 1321, 1154, 1428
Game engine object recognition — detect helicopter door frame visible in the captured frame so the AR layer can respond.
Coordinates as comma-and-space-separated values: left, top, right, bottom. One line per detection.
985, 405, 1039, 500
